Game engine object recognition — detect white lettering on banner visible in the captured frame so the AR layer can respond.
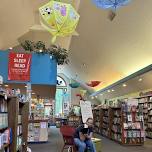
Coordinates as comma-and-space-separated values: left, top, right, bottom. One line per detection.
14, 58, 26, 63
16, 54, 24, 58
14, 63, 25, 68
80, 100, 93, 123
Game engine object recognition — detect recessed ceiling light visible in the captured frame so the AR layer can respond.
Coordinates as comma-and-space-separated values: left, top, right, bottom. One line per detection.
95, 96, 98, 98
4, 84, 8, 87
25, 86, 27, 88
138, 78, 142, 82
100, 94, 103, 96
123, 84, 127, 87
112, 89, 115, 92
32, 92, 35, 95
9, 47, 13, 50
108, 90, 111, 93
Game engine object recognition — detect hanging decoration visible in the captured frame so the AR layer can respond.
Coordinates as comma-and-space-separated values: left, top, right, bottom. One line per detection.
69, 82, 80, 88
76, 94, 84, 101
86, 81, 101, 87
80, 89, 87, 97
92, 0, 131, 20
39, 0, 80, 43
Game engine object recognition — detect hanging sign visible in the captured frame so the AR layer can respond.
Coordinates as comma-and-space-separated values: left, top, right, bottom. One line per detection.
80, 100, 93, 123
8, 52, 32, 81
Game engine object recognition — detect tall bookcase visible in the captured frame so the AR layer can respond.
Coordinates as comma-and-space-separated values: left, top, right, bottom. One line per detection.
0, 93, 29, 152
93, 108, 102, 134
137, 95, 152, 138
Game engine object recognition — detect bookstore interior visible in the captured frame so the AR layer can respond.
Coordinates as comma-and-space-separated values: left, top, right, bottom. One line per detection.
1, 0, 152, 152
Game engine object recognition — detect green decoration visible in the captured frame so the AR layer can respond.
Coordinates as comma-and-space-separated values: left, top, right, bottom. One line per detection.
20, 40, 69, 65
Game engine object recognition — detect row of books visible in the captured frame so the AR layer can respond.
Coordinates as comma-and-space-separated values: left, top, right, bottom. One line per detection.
123, 130, 144, 138
123, 122, 142, 129
113, 117, 121, 124
0, 100, 7, 113
124, 138, 144, 144
0, 128, 12, 150
0, 114, 8, 129
111, 133, 121, 142
17, 136, 22, 151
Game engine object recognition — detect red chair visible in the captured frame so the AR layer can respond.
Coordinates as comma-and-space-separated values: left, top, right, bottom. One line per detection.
60, 125, 77, 152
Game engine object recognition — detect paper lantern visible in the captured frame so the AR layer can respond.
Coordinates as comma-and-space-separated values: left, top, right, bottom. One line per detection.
86, 81, 101, 87
92, 0, 131, 10
39, 0, 80, 43
69, 82, 80, 88
92, 0, 131, 20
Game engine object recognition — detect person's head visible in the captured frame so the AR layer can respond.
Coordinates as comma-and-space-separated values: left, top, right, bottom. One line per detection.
86, 117, 93, 127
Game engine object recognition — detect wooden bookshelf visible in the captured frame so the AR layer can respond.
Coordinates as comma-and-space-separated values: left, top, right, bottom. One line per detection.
0, 93, 29, 152
93, 108, 102, 134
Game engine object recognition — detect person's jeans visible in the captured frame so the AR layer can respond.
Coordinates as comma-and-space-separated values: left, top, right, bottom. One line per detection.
74, 138, 96, 152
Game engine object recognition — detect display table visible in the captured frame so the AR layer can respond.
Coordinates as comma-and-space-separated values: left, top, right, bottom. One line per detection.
28, 119, 49, 143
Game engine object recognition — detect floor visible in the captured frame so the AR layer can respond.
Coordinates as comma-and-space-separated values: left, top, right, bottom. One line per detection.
29, 127, 152, 152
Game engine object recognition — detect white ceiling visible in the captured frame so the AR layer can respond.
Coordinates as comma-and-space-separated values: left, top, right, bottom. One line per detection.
1, 0, 152, 94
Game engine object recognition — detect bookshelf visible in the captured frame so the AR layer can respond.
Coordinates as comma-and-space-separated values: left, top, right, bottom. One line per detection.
0, 93, 29, 152
0, 94, 11, 152
93, 99, 145, 146
137, 95, 152, 138
109, 107, 122, 143
93, 109, 102, 134
147, 97, 152, 138
101, 108, 109, 137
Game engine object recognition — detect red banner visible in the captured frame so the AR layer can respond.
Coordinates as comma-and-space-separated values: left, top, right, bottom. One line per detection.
8, 52, 32, 81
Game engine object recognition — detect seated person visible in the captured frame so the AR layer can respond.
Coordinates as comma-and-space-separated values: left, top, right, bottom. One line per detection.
74, 118, 96, 152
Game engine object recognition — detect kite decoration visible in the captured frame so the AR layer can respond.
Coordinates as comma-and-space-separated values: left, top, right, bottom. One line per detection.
39, 0, 80, 43
92, 0, 131, 20
86, 81, 101, 87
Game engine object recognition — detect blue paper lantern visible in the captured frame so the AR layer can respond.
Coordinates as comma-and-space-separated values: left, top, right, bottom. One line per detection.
69, 82, 80, 88
92, 0, 131, 10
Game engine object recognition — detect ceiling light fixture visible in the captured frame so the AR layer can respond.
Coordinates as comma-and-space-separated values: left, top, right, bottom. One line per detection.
112, 89, 115, 92
123, 84, 127, 87
32, 92, 35, 95
138, 78, 142, 82
108, 90, 111, 93
95, 96, 98, 98
9, 47, 13, 50
4, 84, 8, 87
25, 86, 27, 88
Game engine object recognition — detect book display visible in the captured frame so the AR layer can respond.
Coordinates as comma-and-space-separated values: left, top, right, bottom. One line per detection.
28, 98, 49, 143
121, 100, 144, 145
28, 119, 49, 143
